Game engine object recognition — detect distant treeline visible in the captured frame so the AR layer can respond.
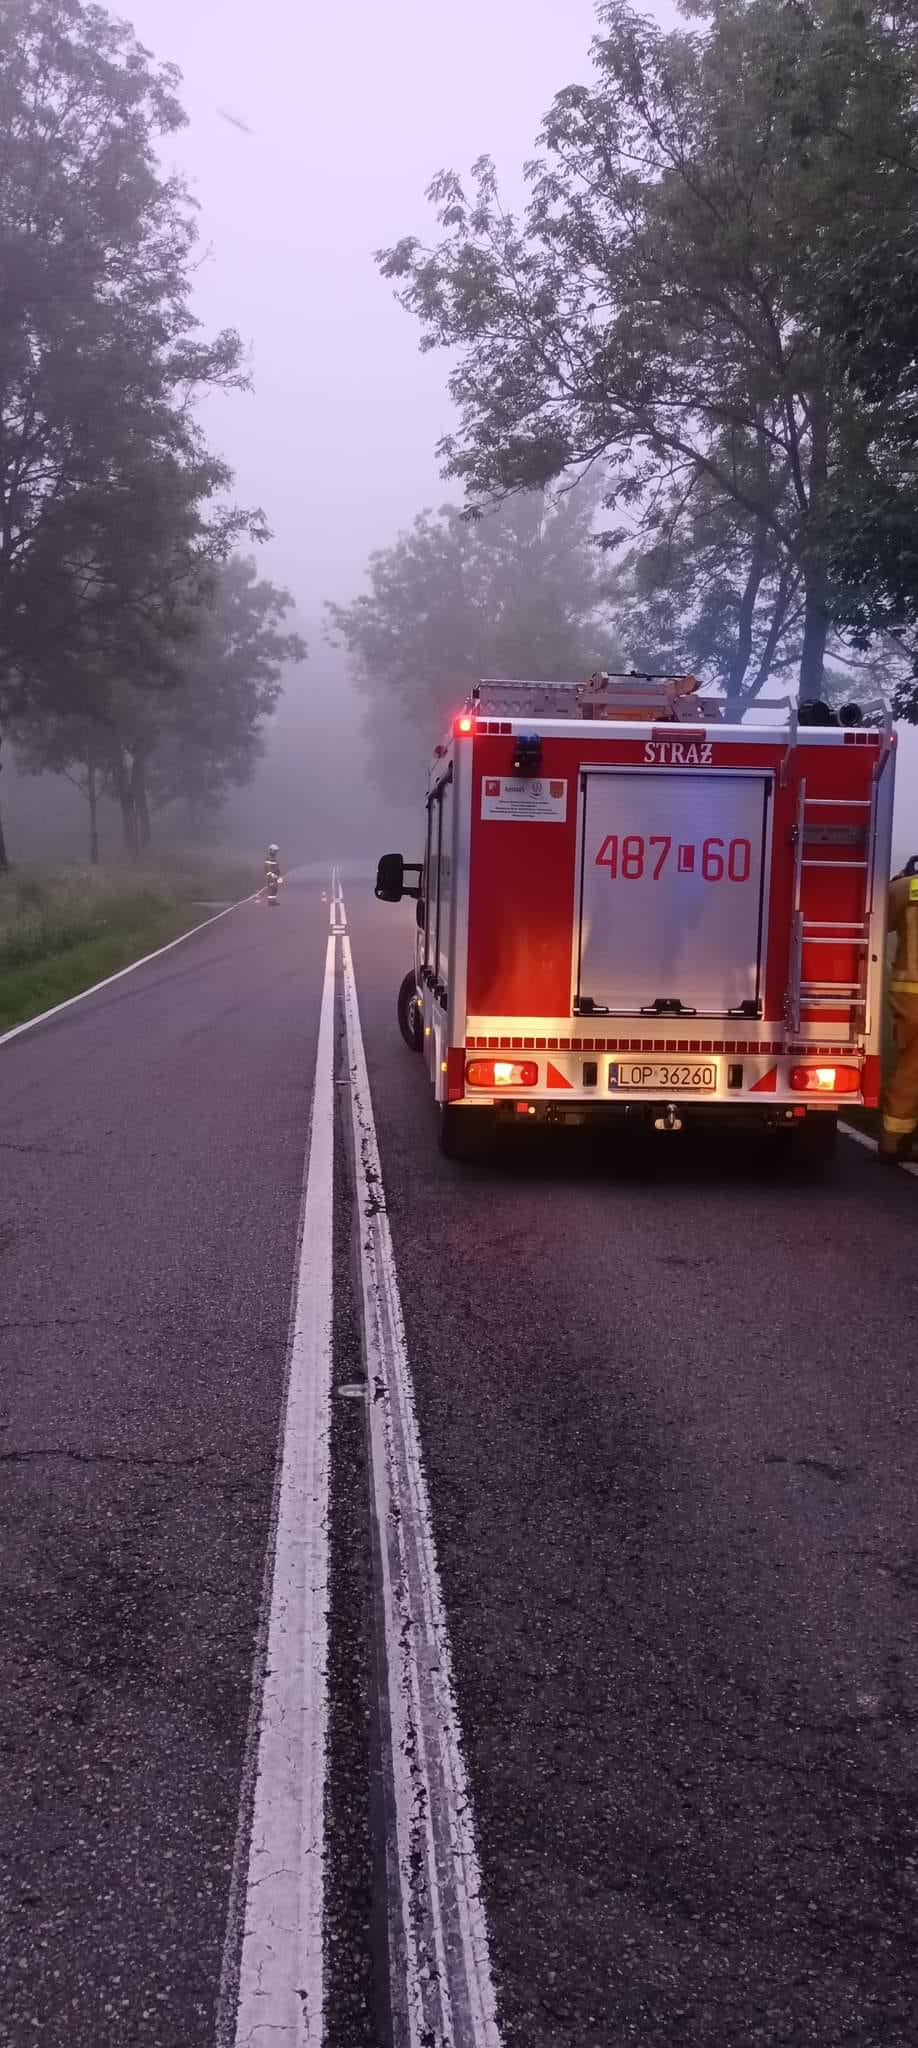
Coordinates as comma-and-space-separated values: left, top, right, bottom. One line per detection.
0, 0, 304, 866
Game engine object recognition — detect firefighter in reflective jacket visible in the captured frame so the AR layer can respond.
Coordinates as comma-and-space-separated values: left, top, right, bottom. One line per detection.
880, 855, 918, 1161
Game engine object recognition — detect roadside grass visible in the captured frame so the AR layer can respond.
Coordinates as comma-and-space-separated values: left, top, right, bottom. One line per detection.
0, 855, 258, 1033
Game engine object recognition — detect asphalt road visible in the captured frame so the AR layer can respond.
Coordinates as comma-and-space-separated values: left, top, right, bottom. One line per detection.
0, 887, 324, 2048
2, 874, 918, 2047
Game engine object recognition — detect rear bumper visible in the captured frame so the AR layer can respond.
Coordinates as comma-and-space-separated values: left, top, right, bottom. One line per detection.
457, 1042, 875, 1109
463, 1098, 844, 1131
428, 1012, 877, 1110
459, 1073, 866, 1118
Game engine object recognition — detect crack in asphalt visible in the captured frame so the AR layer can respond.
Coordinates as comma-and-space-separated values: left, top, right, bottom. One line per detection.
0, 1139, 88, 1157
0, 1445, 273, 1472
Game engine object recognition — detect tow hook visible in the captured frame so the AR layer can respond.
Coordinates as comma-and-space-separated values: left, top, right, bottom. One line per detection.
653, 1102, 683, 1132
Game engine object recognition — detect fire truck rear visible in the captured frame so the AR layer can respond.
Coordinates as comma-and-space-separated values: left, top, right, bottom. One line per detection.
375, 674, 895, 1163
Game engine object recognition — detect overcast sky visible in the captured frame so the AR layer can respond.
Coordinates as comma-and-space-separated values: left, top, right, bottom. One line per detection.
122, 0, 631, 617
117, 0, 917, 848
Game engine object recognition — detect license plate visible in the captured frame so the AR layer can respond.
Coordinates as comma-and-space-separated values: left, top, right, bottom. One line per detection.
609, 1062, 717, 1091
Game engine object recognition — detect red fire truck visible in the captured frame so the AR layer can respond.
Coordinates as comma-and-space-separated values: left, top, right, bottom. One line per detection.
375, 675, 895, 1163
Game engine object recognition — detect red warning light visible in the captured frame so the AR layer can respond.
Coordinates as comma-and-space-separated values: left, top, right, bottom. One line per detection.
466, 1058, 538, 1089
789, 1065, 860, 1094
455, 714, 474, 736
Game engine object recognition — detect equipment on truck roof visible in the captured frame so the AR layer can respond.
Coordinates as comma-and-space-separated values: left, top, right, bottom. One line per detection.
469, 672, 727, 722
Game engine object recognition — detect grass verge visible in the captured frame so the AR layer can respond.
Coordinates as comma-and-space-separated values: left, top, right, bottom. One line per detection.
0, 856, 258, 1035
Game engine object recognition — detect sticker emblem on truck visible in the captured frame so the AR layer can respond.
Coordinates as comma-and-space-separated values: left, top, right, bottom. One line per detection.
481, 777, 568, 822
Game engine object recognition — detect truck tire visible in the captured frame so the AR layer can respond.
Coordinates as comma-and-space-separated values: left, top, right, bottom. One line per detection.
397, 971, 423, 1052
784, 1112, 838, 1171
438, 1105, 495, 1162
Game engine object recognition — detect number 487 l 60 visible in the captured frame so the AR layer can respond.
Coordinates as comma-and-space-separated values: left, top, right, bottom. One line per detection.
594, 835, 751, 881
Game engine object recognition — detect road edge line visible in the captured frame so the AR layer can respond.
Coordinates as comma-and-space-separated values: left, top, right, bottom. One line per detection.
0, 891, 259, 1050
217, 932, 337, 2048
840, 1119, 918, 1178
340, 923, 502, 2048
840, 1120, 879, 1152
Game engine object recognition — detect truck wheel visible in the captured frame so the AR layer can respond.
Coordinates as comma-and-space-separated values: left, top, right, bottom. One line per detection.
397, 972, 423, 1052
784, 1113, 838, 1171
438, 1105, 495, 1162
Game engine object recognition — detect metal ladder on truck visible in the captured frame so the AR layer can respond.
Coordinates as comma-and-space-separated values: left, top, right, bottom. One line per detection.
785, 727, 895, 1039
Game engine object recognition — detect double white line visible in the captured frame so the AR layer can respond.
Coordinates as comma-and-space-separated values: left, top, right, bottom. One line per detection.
223, 878, 501, 2048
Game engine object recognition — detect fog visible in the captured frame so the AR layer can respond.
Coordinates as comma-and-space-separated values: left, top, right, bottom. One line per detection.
121, 0, 604, 617
7, 0, 615, 863
6, 0, 917, 864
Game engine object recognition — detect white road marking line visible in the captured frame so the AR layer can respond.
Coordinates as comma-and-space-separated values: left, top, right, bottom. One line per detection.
840, 1119, 918, 1177
228, 934, 336, 2047
329, 864, 346, 932
340, 920, 502, 2048
0, 891, 258, 1050
841, 1121, 878, 1153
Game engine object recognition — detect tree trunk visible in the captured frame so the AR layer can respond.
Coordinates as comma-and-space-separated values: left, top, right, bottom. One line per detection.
725, 522, 768, 716
740, 570, 797, 715
130, 750, 152, 851
187, 792, 205, 841
799, 391, 830, 704
113, 750, 138, 856
87, 785, 100, 865
86, 744, 100, 865
799, 568, 830, 703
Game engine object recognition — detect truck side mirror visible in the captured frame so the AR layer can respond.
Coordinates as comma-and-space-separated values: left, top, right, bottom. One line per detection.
376, 853, 405, 902
375, 855, 423, 903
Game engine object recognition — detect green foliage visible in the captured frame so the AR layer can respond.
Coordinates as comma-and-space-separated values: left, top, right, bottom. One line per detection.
0, 0, 258, 705
817, 218, 918, 677
380, 0, 918, 704
327, 485, 620, 795
610, 465, 803, 711
0, 1, 290, 863
147, 558, 306, 832
13, 557, 305, 854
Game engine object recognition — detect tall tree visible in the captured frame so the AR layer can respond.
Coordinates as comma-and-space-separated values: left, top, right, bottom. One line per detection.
147, 558, 306, 836
817, 217, 918, 678
0, 0, 260, 861
13, 709, 112, 863
609, 456, 804, 714
14, 558, 304, 854
380, 0, 918, 704
327, 486, 620, 796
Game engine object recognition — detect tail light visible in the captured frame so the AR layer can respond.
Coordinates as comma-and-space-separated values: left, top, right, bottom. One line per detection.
465, 1058, 538, 1089
789, 1065, 860, 1095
